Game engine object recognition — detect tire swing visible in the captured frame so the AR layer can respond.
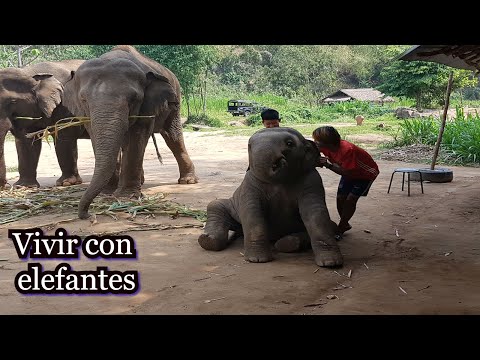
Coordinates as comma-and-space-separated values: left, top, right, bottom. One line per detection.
409, 167, 453, 183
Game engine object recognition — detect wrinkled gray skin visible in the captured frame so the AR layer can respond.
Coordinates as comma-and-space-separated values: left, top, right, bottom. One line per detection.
0, 118, 10, 187
198, 127, 343, 267
0, 60, 86, 188
62, 45, 198, 219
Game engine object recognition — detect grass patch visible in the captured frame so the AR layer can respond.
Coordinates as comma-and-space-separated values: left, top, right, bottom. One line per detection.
6, 166, 18, 172
384, 106, 480, 165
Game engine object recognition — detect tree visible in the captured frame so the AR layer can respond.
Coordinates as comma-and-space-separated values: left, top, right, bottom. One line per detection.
0, 45, 42, 68
378, 47, 477, 110
134, 45, 217, 117
0, 45, 100, 68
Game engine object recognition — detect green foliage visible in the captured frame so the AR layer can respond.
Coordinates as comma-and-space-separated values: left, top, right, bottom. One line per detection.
388, 106, 480, 165
246, 113, 262, 126
378, 47, 478, 110
135, 45, 216, 95
392, 117, 439, 146
441, 107, 480, 164
185, 114, 222, 128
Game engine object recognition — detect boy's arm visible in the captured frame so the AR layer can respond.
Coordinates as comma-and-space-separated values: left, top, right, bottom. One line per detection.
324, 148, 357, 177
325, 161, 356, 177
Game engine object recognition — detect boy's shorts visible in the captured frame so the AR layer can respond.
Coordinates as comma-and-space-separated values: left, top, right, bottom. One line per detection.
337, 176, 375, 197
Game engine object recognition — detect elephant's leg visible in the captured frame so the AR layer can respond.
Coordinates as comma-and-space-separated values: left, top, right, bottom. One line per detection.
198, 199, 240, 251
54, 127, 82, 186
0, 119, 11, 188
114, 122, 151, 198
14, 136, 42, 188
275, 232, 312, 253
298, 175, 343, 267
159, 113, 198, 184
238, 191, 273, 263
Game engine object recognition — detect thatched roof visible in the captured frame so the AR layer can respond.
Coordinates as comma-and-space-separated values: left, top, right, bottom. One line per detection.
398, 45, 480, 72
322, 88, 394, 103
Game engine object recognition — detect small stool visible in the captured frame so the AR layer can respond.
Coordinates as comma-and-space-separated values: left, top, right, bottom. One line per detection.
387, 168, 424, 196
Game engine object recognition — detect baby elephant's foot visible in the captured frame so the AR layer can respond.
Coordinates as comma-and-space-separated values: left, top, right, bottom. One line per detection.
275, 234, 310, 253
314, 246, 344, 267
198, 233, 227, 251
244, 248, 273, 263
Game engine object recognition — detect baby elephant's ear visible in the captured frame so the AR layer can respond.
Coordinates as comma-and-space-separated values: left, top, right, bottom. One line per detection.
304, 139, 320, 170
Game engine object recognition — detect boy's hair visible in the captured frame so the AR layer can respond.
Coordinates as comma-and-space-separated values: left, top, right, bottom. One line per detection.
261, 108, 281, 121
312, 126, 341, 146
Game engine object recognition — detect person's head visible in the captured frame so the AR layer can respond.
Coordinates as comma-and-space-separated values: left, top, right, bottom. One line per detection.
261, 108, 281, 128
312, 126, 341, 151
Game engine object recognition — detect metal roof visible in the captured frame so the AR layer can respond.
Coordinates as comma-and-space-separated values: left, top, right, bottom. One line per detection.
398, 45, 480, 72
322, 88, 392, 102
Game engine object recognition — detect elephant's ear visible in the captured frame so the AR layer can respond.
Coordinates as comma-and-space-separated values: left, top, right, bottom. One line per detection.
61, 71, 84, 117
145, 71, 178, 104
143, 71, 180, 132
33, 73, 64, 118
304, 139, 320, 171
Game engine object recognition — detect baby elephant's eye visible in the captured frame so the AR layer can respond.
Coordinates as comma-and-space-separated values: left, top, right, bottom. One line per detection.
286, 140, 294, 147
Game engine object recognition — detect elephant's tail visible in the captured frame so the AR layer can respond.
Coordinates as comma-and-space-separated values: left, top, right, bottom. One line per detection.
151, 134, 163, 165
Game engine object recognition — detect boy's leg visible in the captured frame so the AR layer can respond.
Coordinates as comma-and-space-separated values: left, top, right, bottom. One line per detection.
336, 176, 353, 233
337, 179, 374, 234
336, 195, 351, 229
337, 194, 360, 234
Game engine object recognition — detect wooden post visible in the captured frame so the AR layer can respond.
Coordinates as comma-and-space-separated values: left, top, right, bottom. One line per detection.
431, 71, 454, 170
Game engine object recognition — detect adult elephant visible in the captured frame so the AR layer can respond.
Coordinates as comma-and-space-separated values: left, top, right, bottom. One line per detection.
0, 60, 86, 188
62, 45, 198, 219
198, 127, 343, 267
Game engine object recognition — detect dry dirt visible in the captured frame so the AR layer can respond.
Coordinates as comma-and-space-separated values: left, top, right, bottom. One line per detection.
1, 129, 480, 315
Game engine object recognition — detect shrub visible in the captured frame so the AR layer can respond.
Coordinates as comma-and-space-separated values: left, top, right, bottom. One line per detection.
185, 114, 223, 127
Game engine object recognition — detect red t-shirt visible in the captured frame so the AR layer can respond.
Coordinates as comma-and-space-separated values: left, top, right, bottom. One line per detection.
320, 140, 379, 181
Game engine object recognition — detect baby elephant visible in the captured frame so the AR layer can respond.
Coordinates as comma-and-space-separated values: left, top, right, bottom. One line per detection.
198, 127, 343, 267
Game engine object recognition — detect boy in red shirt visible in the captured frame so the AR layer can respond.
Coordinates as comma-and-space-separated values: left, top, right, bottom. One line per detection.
312, 126, 379, 237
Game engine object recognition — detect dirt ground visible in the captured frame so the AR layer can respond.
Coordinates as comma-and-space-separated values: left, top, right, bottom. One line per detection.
1, 128, 480, 315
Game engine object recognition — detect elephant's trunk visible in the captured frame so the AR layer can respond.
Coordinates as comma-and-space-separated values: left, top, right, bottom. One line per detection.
0, 118, 12, 187
78, 106, 129, 219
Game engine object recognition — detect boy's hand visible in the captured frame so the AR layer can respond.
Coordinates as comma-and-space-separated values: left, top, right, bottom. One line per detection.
316, 156, 329, 167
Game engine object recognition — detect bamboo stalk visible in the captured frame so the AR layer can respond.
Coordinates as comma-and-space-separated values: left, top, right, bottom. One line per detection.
25, 115, 156, 140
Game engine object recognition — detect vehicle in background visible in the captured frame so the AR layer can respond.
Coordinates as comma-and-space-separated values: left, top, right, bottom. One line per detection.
227, 99, 267, 117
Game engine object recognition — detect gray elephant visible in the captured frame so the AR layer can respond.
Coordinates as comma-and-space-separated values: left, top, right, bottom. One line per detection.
0, 60, 86, 188
198, 127, 343, 267
62, 45, 198, 219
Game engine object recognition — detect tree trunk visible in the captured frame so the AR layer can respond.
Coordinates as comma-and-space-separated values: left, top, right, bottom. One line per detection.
202, 69, 207, 115
185, 93, 191, 119
431, 71, 454, 170
16, 46, 22, 67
